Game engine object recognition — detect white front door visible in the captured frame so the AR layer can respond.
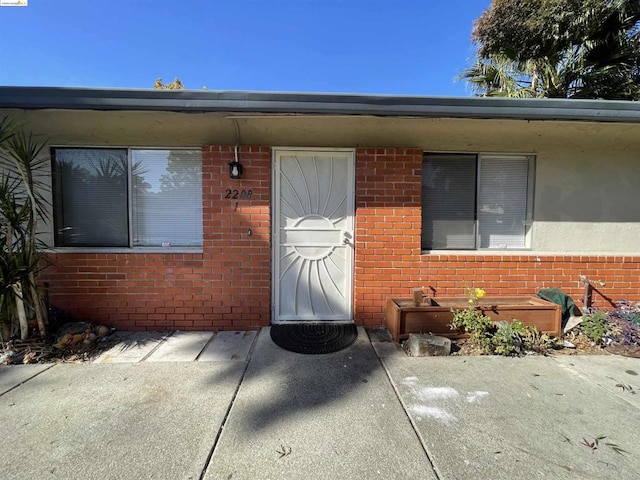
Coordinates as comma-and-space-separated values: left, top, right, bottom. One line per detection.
272, 149, 355, 322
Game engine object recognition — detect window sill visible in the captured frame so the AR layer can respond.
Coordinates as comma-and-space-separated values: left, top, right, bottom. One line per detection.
422, 249, 532, 255
44, 247, 204, 254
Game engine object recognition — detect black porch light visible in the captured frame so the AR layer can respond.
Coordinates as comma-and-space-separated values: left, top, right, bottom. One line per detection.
228, 145, 243, 179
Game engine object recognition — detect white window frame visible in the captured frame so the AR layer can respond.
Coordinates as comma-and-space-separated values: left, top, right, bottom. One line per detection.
422, 152, 535, 251
50, 146, 203, 253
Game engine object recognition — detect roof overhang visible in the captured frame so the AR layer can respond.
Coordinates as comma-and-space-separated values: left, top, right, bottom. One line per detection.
1, 86, 640, 123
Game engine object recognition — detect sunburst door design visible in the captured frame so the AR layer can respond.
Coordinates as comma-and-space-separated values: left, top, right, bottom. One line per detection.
273, 150, 354, 322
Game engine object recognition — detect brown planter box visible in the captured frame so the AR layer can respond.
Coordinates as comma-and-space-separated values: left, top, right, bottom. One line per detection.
385, 296, 562, 342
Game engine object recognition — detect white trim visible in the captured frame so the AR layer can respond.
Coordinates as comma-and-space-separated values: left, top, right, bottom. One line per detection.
271, 148, 355, 324
49, 145, 202, 150
270, 146, 356, 153
423, 149, 537, 157
420, 250, 640, 257
44, 247, 203, 254
127, 148, 134, 248
525, 155, 536, 248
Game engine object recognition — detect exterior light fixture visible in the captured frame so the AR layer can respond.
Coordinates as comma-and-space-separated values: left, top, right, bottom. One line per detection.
228, 159, 242, 179
228, 145, 243, 179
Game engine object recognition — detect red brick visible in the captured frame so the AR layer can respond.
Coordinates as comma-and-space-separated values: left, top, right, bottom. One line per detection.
41, 146, 640, 331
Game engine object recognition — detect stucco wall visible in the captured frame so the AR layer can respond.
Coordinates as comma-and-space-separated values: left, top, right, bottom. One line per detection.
6, 108, 639, 254
533, 146, 640, 252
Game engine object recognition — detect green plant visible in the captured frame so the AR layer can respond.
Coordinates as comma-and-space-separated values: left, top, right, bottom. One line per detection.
451, 286, 557, 356
0, 116, 50, 340
451, 306, 495, 354
578, 311, 610, 344
491, 320, 527, 356
522, 327, 557, 354
451, 286, 494, 353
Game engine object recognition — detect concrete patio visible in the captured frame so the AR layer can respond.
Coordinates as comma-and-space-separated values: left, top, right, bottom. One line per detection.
1, 328, 639, 479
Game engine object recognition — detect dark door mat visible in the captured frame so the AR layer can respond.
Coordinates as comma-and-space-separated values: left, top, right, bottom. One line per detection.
270, 324, 358, 354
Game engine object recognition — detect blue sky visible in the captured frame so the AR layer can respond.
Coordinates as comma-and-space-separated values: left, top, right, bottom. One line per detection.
0, 0, 490, 96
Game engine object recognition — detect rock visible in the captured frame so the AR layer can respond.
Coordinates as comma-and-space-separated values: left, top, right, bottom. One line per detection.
56, 322, 91, 338
405, 334, 452, 356
563, 316, 584, 334
96, 325, 110, 338
562, 340, 576, 349
0, 350, 16, 365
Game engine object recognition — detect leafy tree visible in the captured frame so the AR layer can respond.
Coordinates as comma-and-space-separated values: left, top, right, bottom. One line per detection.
154, 77, 185, 90
461, 0, 640, 99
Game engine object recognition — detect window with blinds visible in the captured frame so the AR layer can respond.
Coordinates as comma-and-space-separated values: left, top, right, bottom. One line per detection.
52, 147, 202, 248
131, 149, 202, 247
422, 153, 533, 250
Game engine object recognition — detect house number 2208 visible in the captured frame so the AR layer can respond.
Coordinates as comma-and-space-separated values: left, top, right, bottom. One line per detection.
225, 189, 253, 211
224, 189, 253, 200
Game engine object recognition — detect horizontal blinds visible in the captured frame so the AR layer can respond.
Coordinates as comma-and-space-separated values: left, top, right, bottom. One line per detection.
131, 149, 203, 247
53, 148, 128, 247
422, 154, 477, 249
477, 155, 529, 249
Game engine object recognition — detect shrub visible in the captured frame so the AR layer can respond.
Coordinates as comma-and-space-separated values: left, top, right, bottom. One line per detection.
606, 301, 640, 347
577, 311, 610, 344
491, 320, 527, 356
450, 286, 556, 356
451, 306, 494, 354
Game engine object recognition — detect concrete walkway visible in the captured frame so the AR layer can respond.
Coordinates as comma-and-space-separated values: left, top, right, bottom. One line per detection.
1, 328, 639, 479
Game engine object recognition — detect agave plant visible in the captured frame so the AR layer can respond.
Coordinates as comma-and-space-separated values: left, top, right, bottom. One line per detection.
0, 116, 50, 340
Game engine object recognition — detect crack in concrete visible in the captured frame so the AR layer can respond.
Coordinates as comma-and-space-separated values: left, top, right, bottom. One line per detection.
0, 363, 56, 397
368, 330, 443, 480
198, 329, 260, 480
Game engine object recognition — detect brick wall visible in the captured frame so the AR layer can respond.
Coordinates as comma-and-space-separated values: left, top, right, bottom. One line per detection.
43, 144, 640, 331
418, 254, 640, 312
43, 146, 272, 331
352, 147, 640, 326
353, 148, 424, 325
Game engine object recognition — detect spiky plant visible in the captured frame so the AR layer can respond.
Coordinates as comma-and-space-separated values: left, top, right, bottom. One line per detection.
0, 116, 50, 340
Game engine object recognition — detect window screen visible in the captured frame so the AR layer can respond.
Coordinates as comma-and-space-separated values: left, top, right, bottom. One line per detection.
422, 154, 477, 249
422, 153, 532, 250
477, 155, 529, 249
53, 148, 128, 247
131, 149, 202, 247
52, 147, 203, 248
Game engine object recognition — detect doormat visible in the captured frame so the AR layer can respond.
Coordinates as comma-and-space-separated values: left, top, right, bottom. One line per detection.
270, 324, 358, 354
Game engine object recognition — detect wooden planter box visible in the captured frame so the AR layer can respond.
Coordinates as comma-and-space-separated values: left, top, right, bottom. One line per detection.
385, 296, 562, 342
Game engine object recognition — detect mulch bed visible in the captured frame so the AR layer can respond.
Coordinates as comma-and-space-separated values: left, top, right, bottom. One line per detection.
1, 322, 120, 365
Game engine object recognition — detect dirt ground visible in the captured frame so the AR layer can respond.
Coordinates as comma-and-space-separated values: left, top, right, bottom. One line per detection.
3, 315, 640, 365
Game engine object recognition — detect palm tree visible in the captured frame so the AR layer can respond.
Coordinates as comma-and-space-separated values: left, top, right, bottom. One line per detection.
463, 0, 640, 100
460, 55, 541, 97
